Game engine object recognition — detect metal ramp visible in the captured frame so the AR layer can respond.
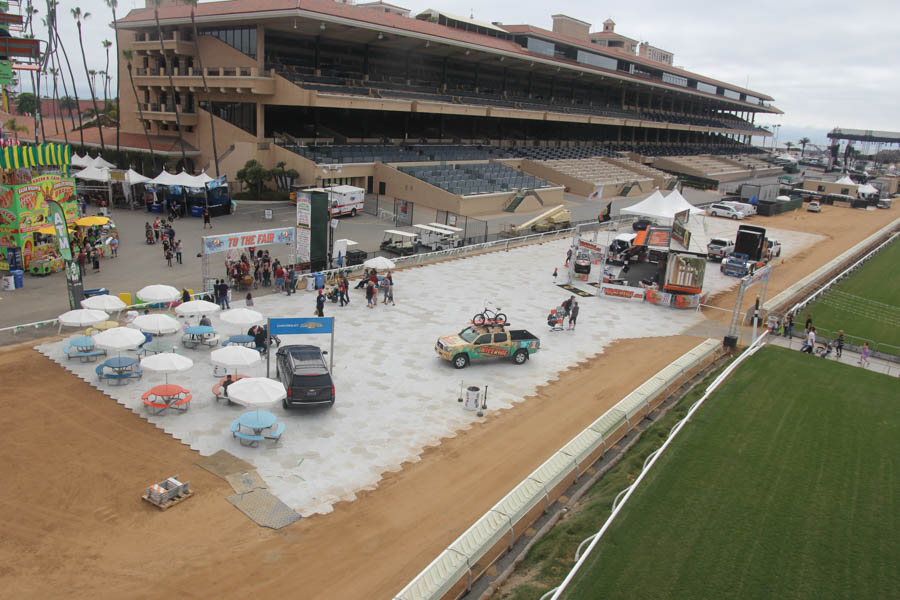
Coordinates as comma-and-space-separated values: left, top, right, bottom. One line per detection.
504, 191, 526, 213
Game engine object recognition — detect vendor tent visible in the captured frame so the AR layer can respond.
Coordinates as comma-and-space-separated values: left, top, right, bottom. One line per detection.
857, 183, 878, 195
70, 153, 90, 168
620, 189, 703, 223
125, 169, 151, 185
835, 175, 856, 185
91, 155, 116, 169
664, 189, 705, 215
151, 170, 182, 186
74, 166, 110, 182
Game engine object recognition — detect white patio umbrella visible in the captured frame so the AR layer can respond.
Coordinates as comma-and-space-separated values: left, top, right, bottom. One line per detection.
175, 299, 221, 317
81, 294, 127, 311
137, 284, 181, 304
93, 326, 147, 353
140, 352, 193, 385
225, 377, 286, 409
363, 256, 396, 270
220, 308, 265, 329
134, 313, 181, 335
58, 308, 109, 327
211, 346, 261, 372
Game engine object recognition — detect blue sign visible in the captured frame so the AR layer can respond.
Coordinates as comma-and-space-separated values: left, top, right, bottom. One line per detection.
269, 317, 333, 335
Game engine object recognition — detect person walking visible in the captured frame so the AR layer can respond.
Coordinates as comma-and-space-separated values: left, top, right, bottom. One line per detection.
568, 301, 579, 330
784, 312, 794, 338
246, 292, 254, 307
285, 267, 295, 296
109, 236, 118, 258
175, 240, 183, 265
165, 247, 174, 267
835, 330, 844, 358
77, 249, 88, 277
315, 289, 326, 317
153, 218, 160, 241
858, 342, 871, 367
91, 247, 101, 272
553, 267, 558, 284
801, 327, 816, 354
565, 248, 572, 267
805, 313, 813, 333
365, 281, 375, 308
339, 278, 348, 307
203, 207, 212, 229
382, 271, 395, 305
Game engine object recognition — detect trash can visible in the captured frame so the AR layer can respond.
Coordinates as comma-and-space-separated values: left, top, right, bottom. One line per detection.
314, 272, 324, 290
464, 386, 481, 412
191, 205, 204, 218
84, 287, 110, 298
11, 269, 24, 289
1, 275, 14, 291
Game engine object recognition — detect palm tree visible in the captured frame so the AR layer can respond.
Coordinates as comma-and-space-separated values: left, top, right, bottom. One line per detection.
102, 41, 112, 100
47, 1, 85, 148
151, 0, 187, 168
13, 92, 38, 115
189, 0, 219, 176
799, 137, 810, 158
24, 1, 44, 143
48, 67, 64, 138
106, 0, 121, 154
72, 8, 106, 151
784, 141, 794, 153
122, 49, 156, 171
4, 118, 28, 142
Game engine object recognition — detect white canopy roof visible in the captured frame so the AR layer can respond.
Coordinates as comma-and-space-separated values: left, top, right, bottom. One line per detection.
835, 175, 856, 185
125, 169, 151, 185
74, 165, 110, 183
70, 153, 90, 168
620, 189, 703, 223
857, 183, 878, 195
151, 170, 210, 188
91, 155, 117, 169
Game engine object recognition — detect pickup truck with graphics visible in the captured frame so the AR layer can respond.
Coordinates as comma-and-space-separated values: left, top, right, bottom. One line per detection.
435, 325, 540, 369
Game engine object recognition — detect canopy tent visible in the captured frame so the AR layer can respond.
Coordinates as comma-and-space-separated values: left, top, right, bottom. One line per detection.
70, 153, 90, 168
857, 183, 879, 195
151, 170, 211, 188
91, 155, 116, 169
620, 189, 703, 223
835, 175, 856, 185
74, 165, 110, 183
151, 170, 182, 187
125, 169, 151, 185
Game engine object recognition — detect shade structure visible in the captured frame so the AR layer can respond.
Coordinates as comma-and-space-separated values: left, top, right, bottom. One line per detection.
175, 299, 221, 316
134, 314, 181, 335
70, 153, 90, 168
81, 294, 127, 311
363, 256, 396, 270
125, 169, 151, 185
75, 215, 111, 227
141, 352, 193, 385
152, 170, 182, 186
225, 377, 286, 409
91, 155, 117, 169
220, 308, 264, 328
857, 183, 878, 195
211, 346, 261, 369
58, 308, 109, 327
74, 166, 110, 183
92, 326, 147, 351
835, 175, 855, 185
137, 284, 181, 303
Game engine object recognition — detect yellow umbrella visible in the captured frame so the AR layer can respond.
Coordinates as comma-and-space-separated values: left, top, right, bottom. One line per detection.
36, 225, 75, 235
75, 216, 110, 227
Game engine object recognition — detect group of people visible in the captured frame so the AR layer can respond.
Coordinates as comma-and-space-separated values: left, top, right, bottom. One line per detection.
71, 225, 117, 275
353, 268, 395, 309
145, 218, 183, 268
225, 249, 291, 291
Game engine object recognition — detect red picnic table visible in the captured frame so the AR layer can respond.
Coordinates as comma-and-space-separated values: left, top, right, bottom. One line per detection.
142, 384, 192, 415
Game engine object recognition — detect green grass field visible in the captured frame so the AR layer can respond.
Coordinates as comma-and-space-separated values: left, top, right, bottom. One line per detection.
563, 346, 898, 600
801, 237, 900, 351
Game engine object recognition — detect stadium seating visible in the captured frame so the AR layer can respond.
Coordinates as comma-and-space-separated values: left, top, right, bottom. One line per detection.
537, 158, 653, 188
399, 164, 552, 196
279, 143, 513, 165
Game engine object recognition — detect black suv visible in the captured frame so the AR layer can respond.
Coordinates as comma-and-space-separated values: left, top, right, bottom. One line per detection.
275, 344, 334, 408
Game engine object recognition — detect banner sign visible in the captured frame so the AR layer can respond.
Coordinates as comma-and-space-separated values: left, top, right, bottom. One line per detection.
643, 289, 672, 305
269, 317, 333, 335
672, 292, 704, 309
46, 199, 72, 261
601, 283, 645, 301
65, 258, 84, 310
296, 190, 311, 262
664, 253, 706, 294
202, 227, 294, 255
577, 239, 605, 253
672, 220, 690, 249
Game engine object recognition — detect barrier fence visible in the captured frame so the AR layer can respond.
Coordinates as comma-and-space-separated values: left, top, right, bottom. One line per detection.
393, 338, 724, 600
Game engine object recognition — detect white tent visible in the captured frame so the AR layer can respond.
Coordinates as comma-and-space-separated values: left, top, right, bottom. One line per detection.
151, 170, 182, 186
620, 189, 703, 223
74, 166, 110, 182
857, 183, 878, 196
194, 171, 215, 185
835, 175, 856, 185
125, 169, 151, 185
70, 154, 90, 168
91, 155, 117, 169
152, 170, 208, 188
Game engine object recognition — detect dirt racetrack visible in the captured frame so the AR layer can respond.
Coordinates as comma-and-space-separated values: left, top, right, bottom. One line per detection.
1, 203, 895, 599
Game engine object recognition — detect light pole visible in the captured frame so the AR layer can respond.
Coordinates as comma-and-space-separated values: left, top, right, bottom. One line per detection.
772, 124, 781, 153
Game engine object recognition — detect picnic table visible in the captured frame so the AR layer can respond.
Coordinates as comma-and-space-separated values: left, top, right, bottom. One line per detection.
224, 334, 255, 348
97, 356, 142, 384
71, 335, 95, 352
86, 320, 119, 335
230, 410, 284, 447
64, 336, 107, 362
182, 325, 220, 349
212, 374, 248, 403
142, 384, 192, 415
138, 339, 176, 357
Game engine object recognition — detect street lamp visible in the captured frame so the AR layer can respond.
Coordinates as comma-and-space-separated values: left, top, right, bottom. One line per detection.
772, 124, 781, 152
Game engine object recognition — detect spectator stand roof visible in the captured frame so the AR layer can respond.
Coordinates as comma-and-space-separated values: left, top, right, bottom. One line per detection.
827, 128, 900, 143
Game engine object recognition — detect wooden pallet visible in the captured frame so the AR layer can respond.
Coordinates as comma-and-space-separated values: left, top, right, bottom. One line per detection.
142, 490, 195, 511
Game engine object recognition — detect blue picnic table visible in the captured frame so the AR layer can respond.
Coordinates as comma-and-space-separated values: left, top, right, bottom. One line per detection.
182, 325, 219, 349
97, 356, 142, 384
224, 334, 255, 347
231, 410, 284, 447
71, 336, 95, 352
104, 356, 137, 373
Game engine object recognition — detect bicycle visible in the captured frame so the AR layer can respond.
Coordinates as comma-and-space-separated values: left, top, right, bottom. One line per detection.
473, 302, 507, 326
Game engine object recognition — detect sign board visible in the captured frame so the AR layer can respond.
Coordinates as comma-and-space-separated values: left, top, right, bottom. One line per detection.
109, 170, 126, 182
296, 190, 311, 263
601, 283, 645, 301
46, 199, 72, 262
65, 259, 84, 310
269, 317, 334, 335
264, 209, 273, 220
672, 220, 690, 249
664, 253, 706, 294
202, 227, 294, 254
577, 239, 605, 253
673, 208, 690, 225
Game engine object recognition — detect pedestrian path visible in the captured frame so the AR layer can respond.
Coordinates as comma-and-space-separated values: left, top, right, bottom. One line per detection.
767, 334, 900, 377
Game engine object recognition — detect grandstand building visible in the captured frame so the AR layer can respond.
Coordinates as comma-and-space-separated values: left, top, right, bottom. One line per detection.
116, 0, 781, 215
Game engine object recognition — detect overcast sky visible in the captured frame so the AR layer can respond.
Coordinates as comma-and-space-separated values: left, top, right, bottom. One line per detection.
37, 0, 900, 147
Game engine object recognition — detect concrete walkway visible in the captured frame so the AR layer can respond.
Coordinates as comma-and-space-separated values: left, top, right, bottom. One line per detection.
767, 334, 900, 377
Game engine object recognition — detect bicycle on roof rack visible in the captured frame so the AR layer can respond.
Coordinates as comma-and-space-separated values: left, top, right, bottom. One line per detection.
472, 301, 507, 326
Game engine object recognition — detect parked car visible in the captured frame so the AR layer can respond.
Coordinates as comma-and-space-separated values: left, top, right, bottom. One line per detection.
435, 325, 540, 369
721, 200, 757, 216
707, 237, 735, 262
632, 219, 653, 231
707, 204, 745, 220
275, 344, 334, 408
807, 201, 821, 213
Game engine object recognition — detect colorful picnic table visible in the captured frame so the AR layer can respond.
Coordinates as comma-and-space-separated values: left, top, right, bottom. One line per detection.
142, 384, 192, 414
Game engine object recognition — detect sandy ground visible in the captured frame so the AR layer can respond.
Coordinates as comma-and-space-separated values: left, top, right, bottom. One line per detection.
1, 202, 896, 599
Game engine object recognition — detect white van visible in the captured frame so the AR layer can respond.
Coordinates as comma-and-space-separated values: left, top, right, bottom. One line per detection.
324, 185, 365, 217
707, 203, 745, 220
721, 200, 756, 216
